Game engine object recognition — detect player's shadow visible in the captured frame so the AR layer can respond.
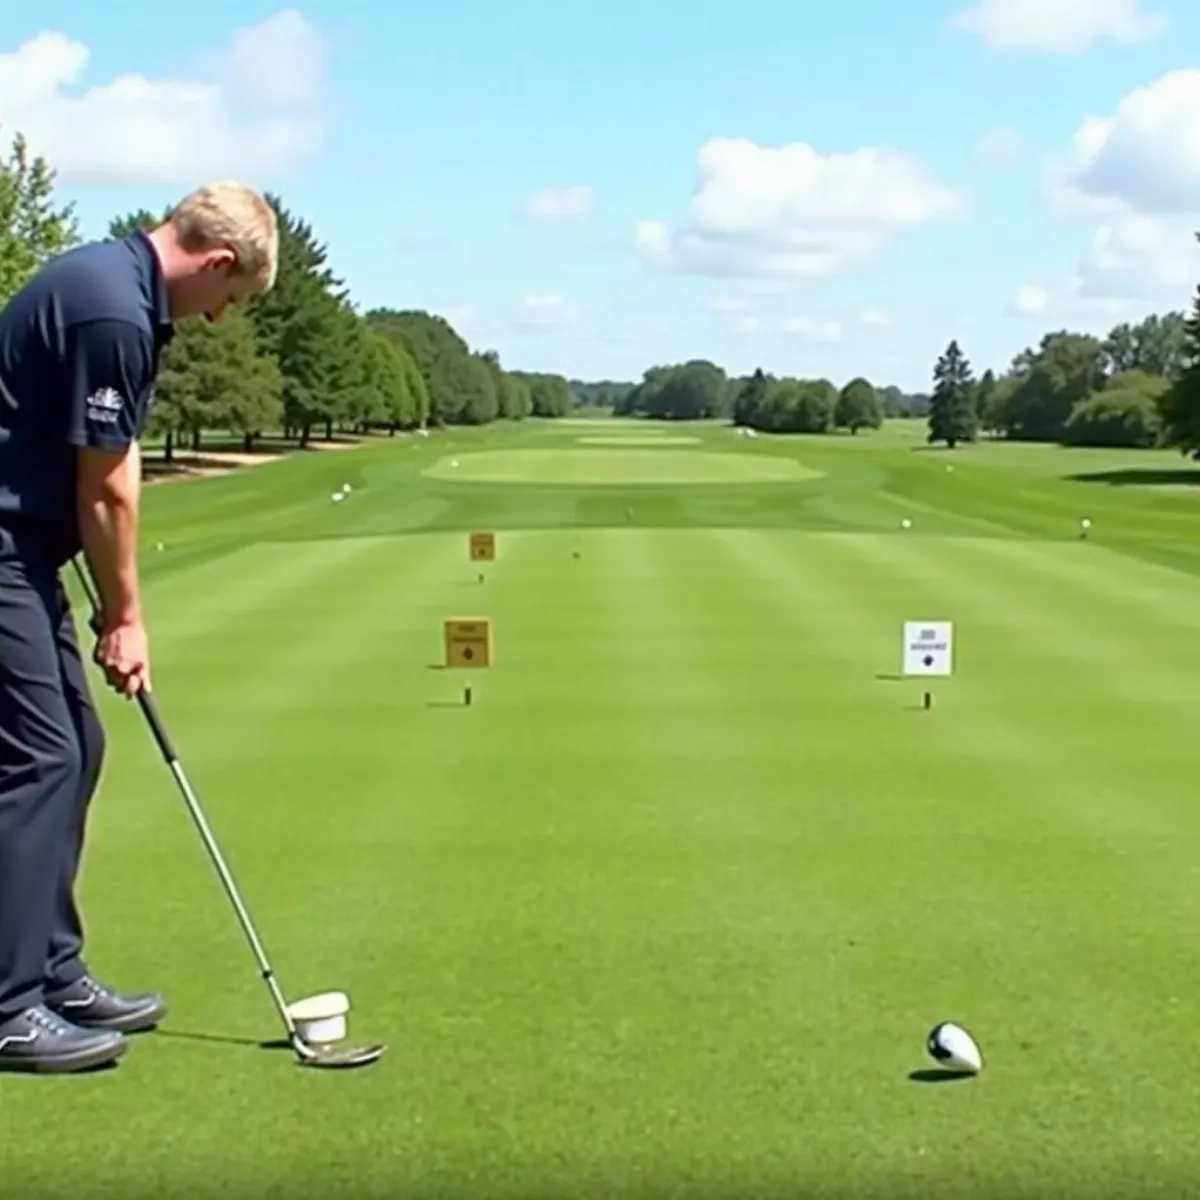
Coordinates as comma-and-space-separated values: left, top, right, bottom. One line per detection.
908, 1068, 976, 1084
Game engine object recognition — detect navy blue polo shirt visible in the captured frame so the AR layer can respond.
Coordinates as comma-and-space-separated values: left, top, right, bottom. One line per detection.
0, 230, 174, 564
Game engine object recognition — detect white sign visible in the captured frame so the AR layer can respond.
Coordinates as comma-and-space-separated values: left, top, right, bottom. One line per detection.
903, 620, 953, 677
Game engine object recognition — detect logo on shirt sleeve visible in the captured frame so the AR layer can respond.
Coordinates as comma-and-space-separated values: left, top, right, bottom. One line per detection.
86, 387, 124, 424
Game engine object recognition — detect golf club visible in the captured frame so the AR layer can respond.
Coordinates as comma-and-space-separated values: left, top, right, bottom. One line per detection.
70, 557, 385, 1070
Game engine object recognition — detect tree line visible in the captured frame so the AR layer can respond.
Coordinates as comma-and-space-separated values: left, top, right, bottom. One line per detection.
5, 126, 1199, 461
0, 129, 576, 462
574, 301, 1199, 457
924, 306, 1200, 455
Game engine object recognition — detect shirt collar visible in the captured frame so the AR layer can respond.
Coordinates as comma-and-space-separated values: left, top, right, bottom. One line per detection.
130, 229, 174, 334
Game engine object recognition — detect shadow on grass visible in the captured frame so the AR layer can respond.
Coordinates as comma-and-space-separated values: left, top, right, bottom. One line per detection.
154, 1028, 265, 1049
155, 1029, 306, 1058
908, 1068, 977, 1084
1066, 467, 1200, 488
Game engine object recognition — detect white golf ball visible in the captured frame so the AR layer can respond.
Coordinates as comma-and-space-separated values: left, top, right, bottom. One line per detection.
450, 459, 459, 468
927, 1021, 982, 1074
1080, 517, 1091, 529
343, 484, 352, 492
332, 493, 343, 503
901, 518, 912, 530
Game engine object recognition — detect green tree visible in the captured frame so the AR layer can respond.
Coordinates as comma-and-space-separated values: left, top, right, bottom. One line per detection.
1104, 312, 1188, 380
246, 196, 347, 445
511, 371, 574, 417
155, 309, 284, 456
1063, 389, 1161, 448
973, 369, 996, 430
0, 130, 79, 305
835, 377, 883, 434
364, 308, 478, 425
108, 209, 165, 240
927, 340, 977, 448
1159, 256, 1200, 459
733, 368, 770, 427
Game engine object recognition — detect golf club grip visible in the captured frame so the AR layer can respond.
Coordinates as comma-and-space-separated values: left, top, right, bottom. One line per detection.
72, 559, 176, 762
136, 688, 178, 763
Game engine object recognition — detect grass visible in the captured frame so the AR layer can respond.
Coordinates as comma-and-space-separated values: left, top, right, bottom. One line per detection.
8, 417, 1200, 1198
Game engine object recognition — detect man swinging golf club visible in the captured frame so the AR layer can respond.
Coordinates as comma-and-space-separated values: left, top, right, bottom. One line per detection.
0, 183, 278, 1073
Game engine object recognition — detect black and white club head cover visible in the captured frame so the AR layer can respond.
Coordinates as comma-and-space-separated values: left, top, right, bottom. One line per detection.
927, 1021, 983, 1073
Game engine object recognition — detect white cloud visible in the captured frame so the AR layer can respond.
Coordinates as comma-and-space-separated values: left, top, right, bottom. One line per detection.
733, 314, 844, 343
1007, 283, 1051, 316
520, 185, 593, 221
0, 12, 327, 186
1047, 70, 1200, 218
510, 292, 581, 329
948, 0, 1166, 51
858, 306, 894, 328
999, 215, 1198, 317
634, 136, 965, 281
971, 126, 1026, 170
1073, 215, 1199, 300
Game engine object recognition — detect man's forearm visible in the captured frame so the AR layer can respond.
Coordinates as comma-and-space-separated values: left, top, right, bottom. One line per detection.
76, 444, 142, 628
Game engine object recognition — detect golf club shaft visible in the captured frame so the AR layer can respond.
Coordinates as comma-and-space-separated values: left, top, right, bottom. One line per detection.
69, 556, 302, 1045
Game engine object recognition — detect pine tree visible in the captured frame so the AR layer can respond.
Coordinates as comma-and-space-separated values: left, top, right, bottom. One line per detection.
1158, 239, 1200, 460
928, 340, 978, 448
0, 130, 79, 305
246, 196, 347, 445
154, 309, 283, 455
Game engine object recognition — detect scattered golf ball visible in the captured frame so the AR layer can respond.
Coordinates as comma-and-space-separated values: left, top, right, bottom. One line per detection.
155, 542, 164, 551
926, 1022, 982, 1074
1080, 517, 1091, 529
450, 458, 459, 468
343, 483, 352, 492
901, 518, 912, 530
331, 492, 343, 503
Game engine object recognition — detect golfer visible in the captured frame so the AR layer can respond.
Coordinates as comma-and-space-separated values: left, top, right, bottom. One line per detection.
0, 183, 277, 1073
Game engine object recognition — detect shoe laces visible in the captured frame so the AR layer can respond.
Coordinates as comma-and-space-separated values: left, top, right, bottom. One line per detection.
28, 1006, 72, 1037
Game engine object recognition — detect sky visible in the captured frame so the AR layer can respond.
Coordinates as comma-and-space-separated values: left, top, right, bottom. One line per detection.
2, 0, 1200, 392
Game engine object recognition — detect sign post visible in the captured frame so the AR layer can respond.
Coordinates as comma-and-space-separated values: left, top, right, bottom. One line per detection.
901, 620, 953, 709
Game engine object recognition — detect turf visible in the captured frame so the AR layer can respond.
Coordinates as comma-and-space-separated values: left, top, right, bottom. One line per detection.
421, 447, 818, 484
8, 418, 1200, 1199
574, 435, 702, 446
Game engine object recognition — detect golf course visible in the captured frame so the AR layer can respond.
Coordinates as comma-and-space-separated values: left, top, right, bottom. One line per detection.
7, 416, 1199, 1198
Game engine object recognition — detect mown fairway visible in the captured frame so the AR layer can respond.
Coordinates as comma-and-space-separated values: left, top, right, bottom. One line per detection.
8, 419, 1200, 1199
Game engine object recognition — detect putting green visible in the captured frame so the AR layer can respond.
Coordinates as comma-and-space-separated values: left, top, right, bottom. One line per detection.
575, 436, 701, 447
557, 418, 666, 429
423, 449, 818, 485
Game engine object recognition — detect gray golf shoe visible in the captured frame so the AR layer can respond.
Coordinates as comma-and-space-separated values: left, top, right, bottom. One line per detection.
45, 974, 167, 1034
0, 1004, 126, 1073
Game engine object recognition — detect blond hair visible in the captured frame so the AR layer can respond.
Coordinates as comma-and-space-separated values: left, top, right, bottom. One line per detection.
168, 181, 279, 292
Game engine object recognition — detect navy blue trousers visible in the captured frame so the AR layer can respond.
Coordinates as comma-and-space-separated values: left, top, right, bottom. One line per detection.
0, 528, 103, 1021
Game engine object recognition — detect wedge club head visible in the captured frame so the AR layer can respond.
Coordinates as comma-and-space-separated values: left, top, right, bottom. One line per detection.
294, 1036, 386, 1069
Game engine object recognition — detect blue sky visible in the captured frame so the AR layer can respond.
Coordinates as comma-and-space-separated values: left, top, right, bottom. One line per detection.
4, 0, 1200, 391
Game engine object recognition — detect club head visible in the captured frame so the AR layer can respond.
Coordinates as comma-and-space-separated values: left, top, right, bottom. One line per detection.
293, 1037, 386, 1069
